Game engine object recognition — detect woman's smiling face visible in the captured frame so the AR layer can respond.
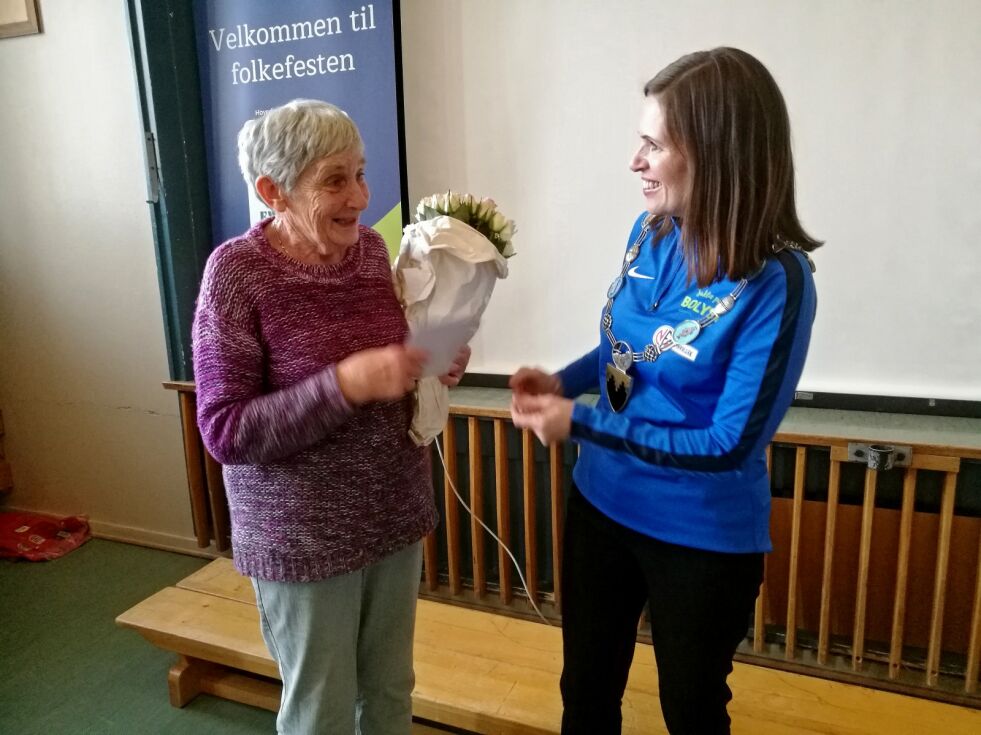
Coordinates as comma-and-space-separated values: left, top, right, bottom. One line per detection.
283, 149, 370, 251
629, 96, 690, 218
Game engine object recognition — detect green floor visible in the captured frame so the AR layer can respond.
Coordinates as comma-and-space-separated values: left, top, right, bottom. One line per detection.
0, 539, 277, 734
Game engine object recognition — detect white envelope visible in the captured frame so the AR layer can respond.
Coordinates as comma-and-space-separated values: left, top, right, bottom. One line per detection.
407, 318, 473, 378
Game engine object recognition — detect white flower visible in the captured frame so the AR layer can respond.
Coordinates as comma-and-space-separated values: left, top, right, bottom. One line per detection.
413, 190, 516, 258
490, 211, 507, 233
476, 197, 496, 219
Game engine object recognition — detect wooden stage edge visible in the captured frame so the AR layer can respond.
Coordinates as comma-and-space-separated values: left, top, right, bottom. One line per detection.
117, 558, 981, 735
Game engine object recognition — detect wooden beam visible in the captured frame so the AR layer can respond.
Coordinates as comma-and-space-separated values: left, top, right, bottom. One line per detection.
203, 453, 230, 553
926, 471, 958, 687
494, 420, 513, 605
785, 446, 807, 660
178, 391, 211, 548
469, 418, 487, 599
818, 457, 841, 665
522, 429, 539, 603
852, 467, 878, 671
755, 444, 773, 653
549, 442, 563, 611
443, 423, 462, 596
889, 468, 918, 679
422, 529, 439, 592
965, 525, 981, 694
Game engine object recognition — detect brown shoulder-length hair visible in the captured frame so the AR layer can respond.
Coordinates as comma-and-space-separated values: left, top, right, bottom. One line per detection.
645, 47, 821, 287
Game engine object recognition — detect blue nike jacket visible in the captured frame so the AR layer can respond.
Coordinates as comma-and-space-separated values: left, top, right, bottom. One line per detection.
557, 214, 817, 553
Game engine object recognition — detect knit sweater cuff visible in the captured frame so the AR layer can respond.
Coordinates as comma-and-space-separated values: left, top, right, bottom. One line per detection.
315, 364, 354, 422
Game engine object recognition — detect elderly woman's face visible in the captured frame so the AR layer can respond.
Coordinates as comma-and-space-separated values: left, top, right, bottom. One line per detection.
629, 97, 689, 218
285, 149, 370, 251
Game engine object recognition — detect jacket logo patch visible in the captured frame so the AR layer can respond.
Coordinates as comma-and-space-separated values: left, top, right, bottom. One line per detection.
653, 325, 698, 362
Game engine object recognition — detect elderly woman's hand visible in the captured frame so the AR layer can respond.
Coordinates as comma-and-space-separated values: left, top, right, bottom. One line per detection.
337, 345, 427, 405
510, 393, 574, 445
439, 345, 471, 387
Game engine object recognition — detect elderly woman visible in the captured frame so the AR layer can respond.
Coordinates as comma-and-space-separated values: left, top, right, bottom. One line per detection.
511, 48, 819, 734
192, 99, 466, 735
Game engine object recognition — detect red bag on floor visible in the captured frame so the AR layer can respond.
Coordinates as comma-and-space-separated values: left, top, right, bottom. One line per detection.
0, 512, 91, 561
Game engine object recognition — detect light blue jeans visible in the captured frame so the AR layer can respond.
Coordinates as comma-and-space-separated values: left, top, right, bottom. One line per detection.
252, 542, 423, 735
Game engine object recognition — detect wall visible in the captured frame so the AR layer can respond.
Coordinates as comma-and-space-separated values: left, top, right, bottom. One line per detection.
0, 1, 200, 552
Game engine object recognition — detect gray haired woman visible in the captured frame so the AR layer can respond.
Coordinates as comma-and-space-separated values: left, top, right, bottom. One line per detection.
192, 99, 468, 734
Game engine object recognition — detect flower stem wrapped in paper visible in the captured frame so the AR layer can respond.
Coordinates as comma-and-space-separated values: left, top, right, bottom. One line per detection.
394, 191, 516, 446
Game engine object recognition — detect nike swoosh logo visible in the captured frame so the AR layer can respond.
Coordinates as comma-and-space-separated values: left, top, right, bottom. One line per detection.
627, 266, 655, 280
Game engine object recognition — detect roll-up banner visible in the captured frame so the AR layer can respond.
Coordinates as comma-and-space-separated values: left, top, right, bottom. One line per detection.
193, 1, 406, 255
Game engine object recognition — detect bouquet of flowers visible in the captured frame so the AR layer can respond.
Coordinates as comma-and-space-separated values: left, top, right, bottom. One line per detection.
394, 191, 516, 445
414, 192, 517, 258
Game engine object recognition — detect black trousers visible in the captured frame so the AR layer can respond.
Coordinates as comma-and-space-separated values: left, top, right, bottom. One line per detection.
560, 486, 764, 735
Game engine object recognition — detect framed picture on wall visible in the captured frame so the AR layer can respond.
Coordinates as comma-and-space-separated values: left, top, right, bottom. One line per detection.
0, 0, 40, 39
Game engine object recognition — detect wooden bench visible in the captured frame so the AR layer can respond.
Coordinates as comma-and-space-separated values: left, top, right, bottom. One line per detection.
117, 558, 981, 734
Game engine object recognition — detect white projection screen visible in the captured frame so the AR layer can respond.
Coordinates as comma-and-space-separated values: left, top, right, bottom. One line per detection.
400, 0, 981, 402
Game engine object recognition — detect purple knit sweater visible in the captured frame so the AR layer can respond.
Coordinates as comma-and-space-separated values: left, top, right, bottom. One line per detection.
192, 219, 437, 582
